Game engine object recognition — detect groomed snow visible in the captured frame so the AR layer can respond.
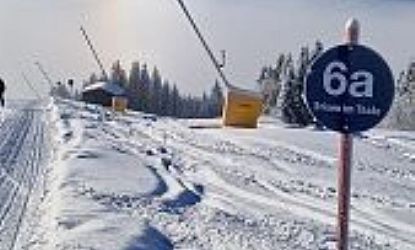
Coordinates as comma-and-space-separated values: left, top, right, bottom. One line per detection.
20, 99, 415, 250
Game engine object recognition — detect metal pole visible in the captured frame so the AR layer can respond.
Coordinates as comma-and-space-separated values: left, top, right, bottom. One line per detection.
175, 0, 232, 89
34, 61, 54, 87
80, 25, 109, 81
337, 18, 360, 250
21, 72, 42, 100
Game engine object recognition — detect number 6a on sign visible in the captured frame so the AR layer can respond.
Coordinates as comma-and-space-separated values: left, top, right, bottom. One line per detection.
323, 61, 373, 98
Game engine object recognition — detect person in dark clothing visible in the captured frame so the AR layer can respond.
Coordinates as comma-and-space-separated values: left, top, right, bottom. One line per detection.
0, 78, 5, 107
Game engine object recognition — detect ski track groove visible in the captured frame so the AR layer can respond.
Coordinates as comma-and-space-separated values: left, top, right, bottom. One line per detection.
0, 103, 47, 250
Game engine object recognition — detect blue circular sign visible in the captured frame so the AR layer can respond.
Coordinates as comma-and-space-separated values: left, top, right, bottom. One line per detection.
305, 44, 394, 133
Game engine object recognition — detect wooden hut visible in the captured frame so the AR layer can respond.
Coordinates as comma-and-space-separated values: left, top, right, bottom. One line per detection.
81, 81, 125, 107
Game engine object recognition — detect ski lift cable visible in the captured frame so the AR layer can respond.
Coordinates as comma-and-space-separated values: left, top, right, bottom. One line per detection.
21, 72, 42, 100
34, 61, 54, 87
80, 25, 109, 81
175, 0, 233, 90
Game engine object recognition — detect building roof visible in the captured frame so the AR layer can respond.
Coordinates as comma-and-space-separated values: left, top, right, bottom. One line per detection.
82, 81, 125, 96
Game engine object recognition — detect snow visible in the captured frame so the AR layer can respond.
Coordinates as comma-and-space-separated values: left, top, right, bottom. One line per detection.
22, 100, 171, 250
0, 100, 50, 250
4, 99, 415, 250
82, 81, 125, 96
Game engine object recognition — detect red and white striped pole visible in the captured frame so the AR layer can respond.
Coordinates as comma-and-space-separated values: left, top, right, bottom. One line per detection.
337, 18, 360, 250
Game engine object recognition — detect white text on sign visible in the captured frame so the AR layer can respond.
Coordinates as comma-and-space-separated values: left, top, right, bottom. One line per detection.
313, 102, 381, 116
323, 61, 373, 98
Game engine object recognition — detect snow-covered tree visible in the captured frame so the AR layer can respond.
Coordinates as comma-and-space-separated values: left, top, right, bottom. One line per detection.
280, 59, 297, 124
310, 40, 323, 61
387, 61, 415, 130
261, 41, 323, 126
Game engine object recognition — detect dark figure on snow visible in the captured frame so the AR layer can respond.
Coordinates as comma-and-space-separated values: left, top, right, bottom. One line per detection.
0, 77, 5, 107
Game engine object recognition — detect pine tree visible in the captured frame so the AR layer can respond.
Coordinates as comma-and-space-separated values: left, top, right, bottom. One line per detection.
280, 61, 297, 124
258, 66, 279, 114
271, 42, 323, 126
110, 60, 127, 88
279, 51, 311, 126
297, 46, 310, 79
171, 84, 180, 117
150, 67, 162, 114
294, 46, 313, 125
311, 40, 324, 61
160, 80, 171, 116
184, 95, 197, 118
275, 54, 286, 79
257, 54, 286, 115
199, 92, 210, 118
127, 61, 141, 110
140, 64, 151, 112
209, 80, 224, 117
388, 61, 415, 129
86, 73, 98, 87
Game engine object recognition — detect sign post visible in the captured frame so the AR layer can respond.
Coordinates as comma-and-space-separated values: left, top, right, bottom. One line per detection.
337, 18, 359, 250
305, 18, 395, 250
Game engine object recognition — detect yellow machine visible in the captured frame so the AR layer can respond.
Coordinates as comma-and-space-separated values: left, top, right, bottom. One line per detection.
112, 96, 128, 113
176, 0, 263, 128
223, 88, 263, 128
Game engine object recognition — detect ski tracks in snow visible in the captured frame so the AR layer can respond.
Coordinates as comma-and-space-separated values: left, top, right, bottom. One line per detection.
42, 102, 415, 250
106, 116, 407, 249
0, 102, 49, 250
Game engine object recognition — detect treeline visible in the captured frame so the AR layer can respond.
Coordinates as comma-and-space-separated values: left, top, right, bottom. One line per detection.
85, 60, 224, 118
386, 60, 415, 129
258, 41, 324, 126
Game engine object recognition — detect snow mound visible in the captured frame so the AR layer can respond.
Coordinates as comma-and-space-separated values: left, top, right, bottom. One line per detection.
37, 100, 172, 249
63, 146, 164, 197
58, 215, 172, 250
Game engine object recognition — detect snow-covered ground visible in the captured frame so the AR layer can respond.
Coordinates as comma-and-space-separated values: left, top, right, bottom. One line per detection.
3, 99, 415, 249
0, 100, 50, 250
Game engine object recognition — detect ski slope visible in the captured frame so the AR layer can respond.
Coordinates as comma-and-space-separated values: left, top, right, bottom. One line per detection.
15, 99, 415, 250
0, 101, 50, 250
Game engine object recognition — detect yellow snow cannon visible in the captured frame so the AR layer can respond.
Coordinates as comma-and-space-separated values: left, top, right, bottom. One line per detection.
112, 96, 128, 113
222, 87, 263, 128
176, 0, 263, 128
